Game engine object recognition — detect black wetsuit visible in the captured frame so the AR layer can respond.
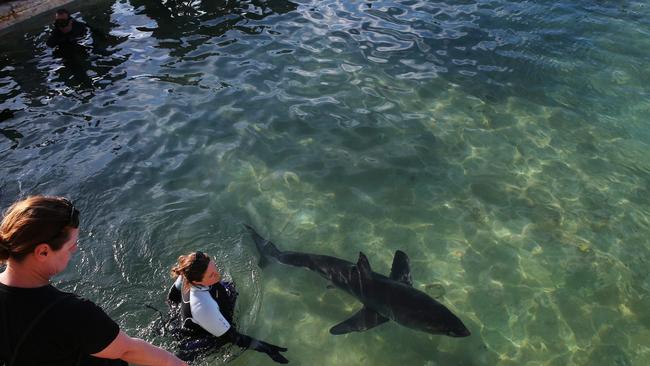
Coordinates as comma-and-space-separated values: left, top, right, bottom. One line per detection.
167, 279, 288, 364
46, 20, 89, 48
167, 279, 236, 338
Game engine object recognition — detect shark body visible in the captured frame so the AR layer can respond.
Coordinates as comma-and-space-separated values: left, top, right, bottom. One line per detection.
245, 225, 470, 338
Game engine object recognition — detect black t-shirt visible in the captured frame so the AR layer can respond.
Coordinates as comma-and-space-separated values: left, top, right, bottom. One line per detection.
0, 283, 122, 366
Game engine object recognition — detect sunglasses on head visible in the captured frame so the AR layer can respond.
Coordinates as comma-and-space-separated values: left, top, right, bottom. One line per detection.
61, 198, 79, 228
43, 199, 79, 245
193, 251, 211, 268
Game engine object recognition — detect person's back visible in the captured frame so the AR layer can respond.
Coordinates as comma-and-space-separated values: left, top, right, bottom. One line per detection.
0, 284, 123, 365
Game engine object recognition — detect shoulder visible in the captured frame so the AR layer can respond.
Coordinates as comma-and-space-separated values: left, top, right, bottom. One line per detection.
189, 286, 211, 298
74, 20, 90, 33
61, 294, 99, 309
71, 20, 89, 35
55, 292, 120, 351
72, 19, 88, 29
0, 284, 72, 301
55, 292, 115, 323
189, 287, 218, 306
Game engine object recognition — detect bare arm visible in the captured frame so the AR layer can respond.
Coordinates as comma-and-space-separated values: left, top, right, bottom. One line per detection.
91, 331, 187, 366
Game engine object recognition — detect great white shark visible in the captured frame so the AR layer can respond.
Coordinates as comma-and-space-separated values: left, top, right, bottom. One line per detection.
244, 225, 471, 338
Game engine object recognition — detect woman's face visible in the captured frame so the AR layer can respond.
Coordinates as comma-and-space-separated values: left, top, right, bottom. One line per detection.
47, 228, 79, 275
196, 258, 221, 287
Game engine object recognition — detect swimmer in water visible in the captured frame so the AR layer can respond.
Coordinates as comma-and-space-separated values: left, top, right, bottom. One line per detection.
167, 251, 289, 363
46, 9, 89, 48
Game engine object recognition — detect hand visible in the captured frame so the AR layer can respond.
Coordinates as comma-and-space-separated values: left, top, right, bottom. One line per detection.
256, 340, 289, 364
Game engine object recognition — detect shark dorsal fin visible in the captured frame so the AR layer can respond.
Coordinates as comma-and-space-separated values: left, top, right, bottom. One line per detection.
389, 250, 412, 286
356, 252, 372, 280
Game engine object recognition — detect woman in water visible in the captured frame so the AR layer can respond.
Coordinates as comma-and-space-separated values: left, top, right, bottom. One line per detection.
168, 251, 289, 363
0, 195, 186, 366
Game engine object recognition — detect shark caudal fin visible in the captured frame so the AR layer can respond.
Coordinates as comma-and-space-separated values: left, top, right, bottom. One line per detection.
243, 224, 282, 268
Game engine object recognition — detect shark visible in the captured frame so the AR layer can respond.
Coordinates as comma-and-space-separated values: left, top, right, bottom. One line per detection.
244, 225, 471, 338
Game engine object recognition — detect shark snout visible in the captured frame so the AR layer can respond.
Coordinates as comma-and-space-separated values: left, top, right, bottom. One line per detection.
448, 327, 471, 337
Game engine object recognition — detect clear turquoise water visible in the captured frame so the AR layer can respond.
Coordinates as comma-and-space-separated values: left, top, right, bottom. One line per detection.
1, 0, 650, 365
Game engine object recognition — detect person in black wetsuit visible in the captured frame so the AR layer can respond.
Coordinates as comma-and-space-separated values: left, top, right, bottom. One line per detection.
168, 251, 289, 363
46, 9, 89, 48
0, 195, 188, 366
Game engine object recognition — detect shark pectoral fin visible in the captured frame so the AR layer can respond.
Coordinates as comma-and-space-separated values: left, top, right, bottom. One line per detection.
329, 307, 389, 335
356, 252, 372, 280
389, 250, 413, 286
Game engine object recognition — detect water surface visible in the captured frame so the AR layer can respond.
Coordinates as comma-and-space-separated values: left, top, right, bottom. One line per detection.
1, 0, 649, 365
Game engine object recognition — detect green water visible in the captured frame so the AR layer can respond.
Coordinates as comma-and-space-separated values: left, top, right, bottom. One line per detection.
1, 0, 649, 365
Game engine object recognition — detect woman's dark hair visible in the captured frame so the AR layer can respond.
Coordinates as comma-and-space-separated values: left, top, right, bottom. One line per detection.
171, 251, 210, 289
0, 196, 79, 262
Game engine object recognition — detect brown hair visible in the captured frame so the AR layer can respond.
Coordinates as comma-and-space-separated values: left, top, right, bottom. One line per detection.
0, 195, 79, 262
171, 251, 210, 289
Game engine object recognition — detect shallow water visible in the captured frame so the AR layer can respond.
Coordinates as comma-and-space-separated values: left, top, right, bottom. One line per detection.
1, 0, 650, 365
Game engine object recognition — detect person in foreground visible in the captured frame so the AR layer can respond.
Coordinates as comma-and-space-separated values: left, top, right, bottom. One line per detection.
0, 195, 187, 366
168, 251, 289, 363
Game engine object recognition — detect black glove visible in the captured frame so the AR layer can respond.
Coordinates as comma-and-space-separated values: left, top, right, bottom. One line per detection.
226, 329, 289, 363
252, 339, 289, 364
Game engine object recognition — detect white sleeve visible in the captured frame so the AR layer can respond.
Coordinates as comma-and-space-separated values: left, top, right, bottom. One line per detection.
190, 290, 232, 337
174, 276, 183, 290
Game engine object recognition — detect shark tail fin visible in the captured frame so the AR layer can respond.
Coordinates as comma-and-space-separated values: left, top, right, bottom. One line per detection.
244, 224, 281, 268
